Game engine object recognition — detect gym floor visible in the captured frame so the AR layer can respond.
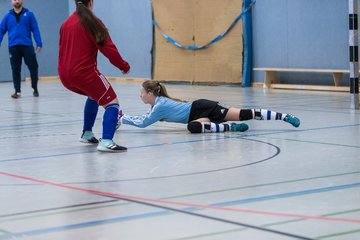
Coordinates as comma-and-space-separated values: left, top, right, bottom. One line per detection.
0, 80, 359, 240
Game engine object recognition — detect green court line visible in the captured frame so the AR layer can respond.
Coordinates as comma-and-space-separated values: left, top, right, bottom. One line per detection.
1, 171, 359, 223
169, 229, 241, 240
262, 208, 360, 227
169, 208, 360, 240
255, 136, 360, 149
315, 228, 360, 239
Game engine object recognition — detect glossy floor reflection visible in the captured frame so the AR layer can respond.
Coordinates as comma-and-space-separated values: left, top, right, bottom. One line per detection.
0, 80, 359, 240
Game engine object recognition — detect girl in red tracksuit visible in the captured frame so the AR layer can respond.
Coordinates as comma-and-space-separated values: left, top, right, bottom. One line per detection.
58, 0, 129, 152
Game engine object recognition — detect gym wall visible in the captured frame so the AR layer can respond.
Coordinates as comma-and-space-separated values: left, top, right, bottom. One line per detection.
0, 0, 353, 86
0, 0, 68, 82
252, 0, 349, 85
152, 0, 244, 84
68, 0, 153, 79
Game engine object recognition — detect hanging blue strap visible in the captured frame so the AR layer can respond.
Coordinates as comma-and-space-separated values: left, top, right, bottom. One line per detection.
153, 0, 256, 50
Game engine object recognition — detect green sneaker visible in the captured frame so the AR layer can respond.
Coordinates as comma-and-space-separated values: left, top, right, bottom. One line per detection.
230, 123, 249, 132
80, 131, 99, 144
97, 139, 127, 152
283, 114, 300, 128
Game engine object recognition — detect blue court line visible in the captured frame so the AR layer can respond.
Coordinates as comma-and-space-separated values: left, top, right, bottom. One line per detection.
0, 211, 172, 240
282, 107, 360, 116
211, 182, 360, 207
1, 182, 359, 239
0, 123, 359, 164
232, 123, 360, 144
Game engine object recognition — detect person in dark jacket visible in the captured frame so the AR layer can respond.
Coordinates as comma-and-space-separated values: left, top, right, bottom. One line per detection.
0, 0, 42, 98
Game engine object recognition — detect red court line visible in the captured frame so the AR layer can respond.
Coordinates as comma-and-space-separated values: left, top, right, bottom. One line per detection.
1, 171, 359, 224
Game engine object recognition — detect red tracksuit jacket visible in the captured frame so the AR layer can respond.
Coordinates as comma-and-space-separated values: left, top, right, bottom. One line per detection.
58, 13, 129, 83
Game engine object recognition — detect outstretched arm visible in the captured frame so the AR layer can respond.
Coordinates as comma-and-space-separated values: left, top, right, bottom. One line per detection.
98, 36, 130, 74
121, 106, 165, 128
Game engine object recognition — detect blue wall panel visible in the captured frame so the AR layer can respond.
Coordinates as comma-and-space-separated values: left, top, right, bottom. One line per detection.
252, 0, 350, 85
0, 0, 68, 82
68, 0, 153, 79
287, 1, 347, 69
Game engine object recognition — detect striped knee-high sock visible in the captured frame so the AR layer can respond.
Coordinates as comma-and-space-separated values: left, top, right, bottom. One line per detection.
252, 109, 285, 121
246, 109, 287, 120
202, 122, 231, 133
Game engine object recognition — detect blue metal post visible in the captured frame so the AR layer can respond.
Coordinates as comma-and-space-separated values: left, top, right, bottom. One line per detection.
242, 0, 253, 87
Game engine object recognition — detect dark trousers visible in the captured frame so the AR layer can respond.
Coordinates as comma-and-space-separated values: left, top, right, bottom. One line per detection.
9, 45, 38, 93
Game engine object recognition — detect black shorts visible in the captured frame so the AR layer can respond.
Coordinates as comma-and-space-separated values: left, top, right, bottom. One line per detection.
188, 99, 229, 123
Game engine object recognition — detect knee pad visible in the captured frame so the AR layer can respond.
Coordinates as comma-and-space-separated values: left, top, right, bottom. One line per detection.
239, 109, 253, 121
187, 121, 203, 133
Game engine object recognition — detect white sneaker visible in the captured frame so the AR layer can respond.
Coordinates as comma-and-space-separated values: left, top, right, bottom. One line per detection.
97, 139, 127, 152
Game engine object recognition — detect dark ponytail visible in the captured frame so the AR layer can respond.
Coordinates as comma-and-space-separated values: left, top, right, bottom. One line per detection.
75, 0, 109, 46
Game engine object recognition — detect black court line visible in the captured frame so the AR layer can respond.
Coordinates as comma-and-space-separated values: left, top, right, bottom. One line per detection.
0, 200, 118, 218
0, 138, 280, 185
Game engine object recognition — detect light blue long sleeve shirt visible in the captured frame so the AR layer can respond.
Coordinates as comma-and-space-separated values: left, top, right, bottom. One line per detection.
122, 96, 193, 128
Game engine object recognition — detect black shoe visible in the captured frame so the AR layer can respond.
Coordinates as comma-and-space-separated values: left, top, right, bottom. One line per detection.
11, 92, 21, 99
33, 90, 39, 97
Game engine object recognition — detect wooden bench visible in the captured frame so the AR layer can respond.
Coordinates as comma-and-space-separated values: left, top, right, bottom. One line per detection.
253, 68, 351, 91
